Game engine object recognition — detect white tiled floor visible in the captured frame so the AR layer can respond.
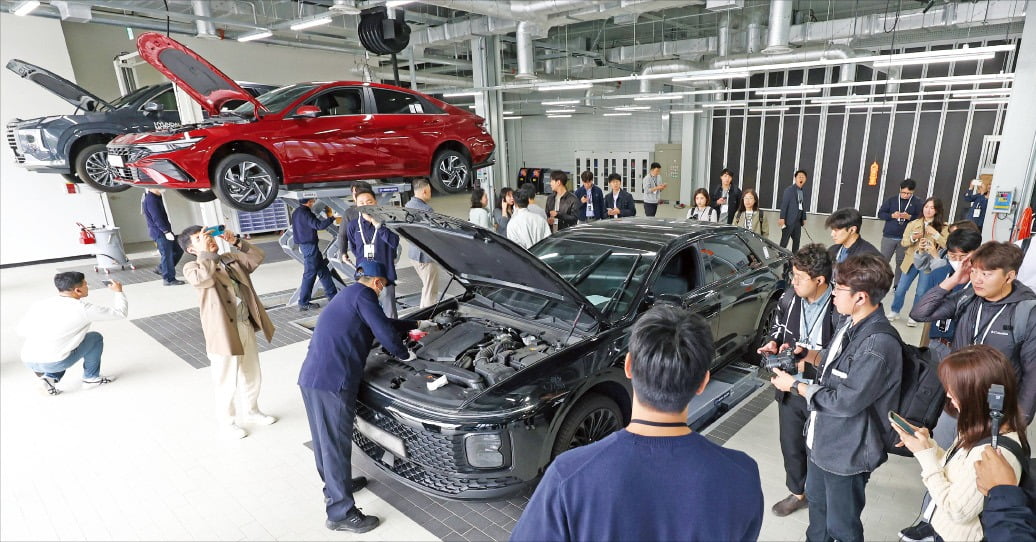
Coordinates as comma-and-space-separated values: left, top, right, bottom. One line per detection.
1, 192, 1020, 541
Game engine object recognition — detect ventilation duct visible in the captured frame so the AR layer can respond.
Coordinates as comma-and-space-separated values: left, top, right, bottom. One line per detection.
515, 21, 545, 80
711, 44, 855, 70
50, 1, 92, 23
717, 12, 732, 57
191, 0, 217, 39
763, 0, 792, 55
639, 60, 704, 93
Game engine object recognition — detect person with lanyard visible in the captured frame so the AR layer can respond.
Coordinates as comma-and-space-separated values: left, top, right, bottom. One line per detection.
345, 188, 401, 318
335, 181, 374, 261
757, 244, 841, 518
888, 197, 948, 326
779, 170, 810, 252
711, 168, 742, 225
686, 188, 718, 222
575, 170, 605, 222
641, 162, 666, 217
771, 254, 903, 542
877, 179, 923, 289
962, 179, 988, 229
293, 196, 338, 312
545, 170, 580, 232
733, 188, 769, 237
825, 208, 881, 264
603, 173, 636, 219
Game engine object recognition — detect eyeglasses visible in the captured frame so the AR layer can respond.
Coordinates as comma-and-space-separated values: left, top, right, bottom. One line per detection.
831, 284, 853, 295
790, 273, 817, 284
899, 190, 914, 196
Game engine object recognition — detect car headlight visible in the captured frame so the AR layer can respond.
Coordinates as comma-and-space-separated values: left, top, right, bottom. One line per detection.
464, 433, 505, 468
139, 137, 204, 153
15, 128, 45, 153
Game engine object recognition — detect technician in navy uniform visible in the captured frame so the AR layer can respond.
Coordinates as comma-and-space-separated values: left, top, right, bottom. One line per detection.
298, 260, 433, 534
292, 197, 338, 311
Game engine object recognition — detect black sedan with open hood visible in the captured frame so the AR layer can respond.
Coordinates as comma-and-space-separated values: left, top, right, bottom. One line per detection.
352, 208, 789, 500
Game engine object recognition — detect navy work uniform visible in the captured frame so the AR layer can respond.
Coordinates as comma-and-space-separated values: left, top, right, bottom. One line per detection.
142, 191, 184, 284
292, 200, 338, 309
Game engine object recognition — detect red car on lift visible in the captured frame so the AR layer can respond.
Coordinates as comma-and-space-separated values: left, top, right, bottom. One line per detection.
108, 32, 496, 212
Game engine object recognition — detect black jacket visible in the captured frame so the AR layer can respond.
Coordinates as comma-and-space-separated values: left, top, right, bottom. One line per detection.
574, 185, 605, 220
827, 238, 882, 264
769, 287, 842, 401
779, 184, 808, 227
711, 184, 742, 224
545, 191, 581, 230
292, 205, 334, 245
982, 485, 1036, 541
604, 190, 637, 218
910, 282, 1036, 422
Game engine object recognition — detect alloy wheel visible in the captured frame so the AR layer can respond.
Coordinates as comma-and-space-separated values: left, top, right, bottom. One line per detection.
84, 151, 118, 188
436, 154, 469, 190
568, 407, 621, 448
222, 161, 274, 206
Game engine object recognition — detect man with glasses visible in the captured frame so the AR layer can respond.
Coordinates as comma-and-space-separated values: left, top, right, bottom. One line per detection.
877, 179, 923, 289
757, 244, 842, 518
771, 254, 902, 542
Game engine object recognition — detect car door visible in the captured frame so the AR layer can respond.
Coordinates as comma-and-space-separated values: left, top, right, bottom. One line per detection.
367, 87, 444, 175
271, 86, 378, 183
647, 245, 721, 361
697, 233, 769, 362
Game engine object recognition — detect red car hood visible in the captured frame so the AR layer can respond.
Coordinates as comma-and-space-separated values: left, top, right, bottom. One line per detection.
136, 32, 262, 116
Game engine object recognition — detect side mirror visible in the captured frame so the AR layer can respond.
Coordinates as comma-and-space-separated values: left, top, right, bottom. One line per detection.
294, 105, 320, 118
143, 101, 164, 114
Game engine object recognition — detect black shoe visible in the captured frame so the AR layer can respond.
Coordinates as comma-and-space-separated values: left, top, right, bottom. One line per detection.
299, 302, 319, 312
351, 476, 368, 493
326, 507, 379, 533
164, 279, 186, 286
899, 521, 936, 542
152, 268, 162, 276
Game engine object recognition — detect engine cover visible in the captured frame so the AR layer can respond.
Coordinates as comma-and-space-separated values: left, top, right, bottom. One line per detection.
416, 321, 491, 363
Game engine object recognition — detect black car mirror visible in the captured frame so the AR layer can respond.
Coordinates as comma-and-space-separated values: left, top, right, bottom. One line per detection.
143, 101, 164, 114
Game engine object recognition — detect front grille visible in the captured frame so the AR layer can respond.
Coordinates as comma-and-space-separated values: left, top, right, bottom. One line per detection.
107, 145, 152, 164
109, 165, 152, 183
6, 122, 24, 164
352, 402, 520, 495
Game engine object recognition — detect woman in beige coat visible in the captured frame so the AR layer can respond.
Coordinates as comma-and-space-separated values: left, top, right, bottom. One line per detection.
181, 226, 276, 439
888, 197, 948, 325
732, 188, 769, 238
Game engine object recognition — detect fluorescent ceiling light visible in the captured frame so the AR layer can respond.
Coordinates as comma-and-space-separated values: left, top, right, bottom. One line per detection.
750, 107, 790, 113
845, 103, 894, 109
702, 101, 749, 108
670, 110, 702, 115
873, 45, 996, 68
950, 89, 1012, 98
12, 0, 39, 16
238, 29, 273, 42
503, 116, 523, 120
537, 82, 594, 91
290, 16, 334, 31
811, 95, 869, 104
614, 106, 651, 111
545, 109, 576, 114
634, 94, 683, 101
541, 99, 580, 106
386, 0, 416, 7
972, 98, 1010, 105
502, 111, 514, 114
754, 86, 823, 96
603, 112, 633, 116
921, 73, 1014, 87
467, 105, 476, 109
547, 114, 572, 118
442, 90, 480, 97
673, 70, 751, 82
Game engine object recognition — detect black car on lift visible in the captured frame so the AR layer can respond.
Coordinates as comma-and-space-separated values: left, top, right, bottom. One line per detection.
351, 209, 790, 500
4, 59, 274, 194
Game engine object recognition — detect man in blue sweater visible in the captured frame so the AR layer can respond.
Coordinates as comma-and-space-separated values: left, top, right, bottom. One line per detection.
298, 260, 431, 534
292, 197, 338, 311
511, 305, 763, 542
877, 179, 923, 289
142, 189, 184, 285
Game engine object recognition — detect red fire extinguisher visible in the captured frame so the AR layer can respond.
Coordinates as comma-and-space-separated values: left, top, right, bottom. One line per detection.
77, 223, 96, 245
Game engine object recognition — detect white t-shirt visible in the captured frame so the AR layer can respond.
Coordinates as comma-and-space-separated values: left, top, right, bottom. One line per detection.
507, 208, 551, 249
18, 293, 129, 363
469, 207, 492, 229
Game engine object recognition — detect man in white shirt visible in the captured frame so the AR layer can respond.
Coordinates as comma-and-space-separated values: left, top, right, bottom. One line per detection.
521, 182, 549, 221
18, 272, 127, 395
507, 188, 551, 250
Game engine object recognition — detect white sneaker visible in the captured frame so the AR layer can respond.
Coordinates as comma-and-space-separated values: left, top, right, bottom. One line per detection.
906, 318, 919, 327
82, 376, 115, 389
240, 412, 278, 426
886, 311, 900, 321
225, 424, 248, 439
38, 376, 62, 396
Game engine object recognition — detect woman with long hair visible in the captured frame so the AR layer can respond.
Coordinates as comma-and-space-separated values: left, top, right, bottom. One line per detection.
686, 188, 718, 222
469, 187, 491, 229
892, 345, 1027, 542
493, 187, 516, 236
889, 197, 948, 325
733, 188, 768, 237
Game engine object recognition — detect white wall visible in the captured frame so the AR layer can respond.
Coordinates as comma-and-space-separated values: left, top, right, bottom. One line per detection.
0, 13, 112, 266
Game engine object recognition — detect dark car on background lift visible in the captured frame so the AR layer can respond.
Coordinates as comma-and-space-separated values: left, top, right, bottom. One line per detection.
350, 209, 790, 500
4, 58, 273, 194
106, 32, 495, 212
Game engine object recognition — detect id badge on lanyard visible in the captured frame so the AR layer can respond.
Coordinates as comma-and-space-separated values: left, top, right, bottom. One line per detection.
364, 243, 376, 259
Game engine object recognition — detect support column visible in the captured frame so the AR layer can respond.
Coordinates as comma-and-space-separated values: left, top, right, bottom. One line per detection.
680, 98, 712, 206
987, 19, 1036, 242
471, 35, 507, 199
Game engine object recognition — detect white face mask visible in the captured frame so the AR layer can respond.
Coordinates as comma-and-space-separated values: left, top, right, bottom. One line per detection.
949, 260, 962, 272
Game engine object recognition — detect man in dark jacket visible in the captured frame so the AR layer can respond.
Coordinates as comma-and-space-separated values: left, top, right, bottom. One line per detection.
344, 189, 401, 318
963, 180, 989, 229
877, 179, 923, 288
293, 197, 338, 311
604, 173, 636, 218
757, 244, 841, 518
335, 180, 374, 258
574, 170, 605, 221
545, 170, 580, 231
142, 189, 184, 286
976, 446, 1035, 541
711, 168, 742, 225
779, 170, 810, 252
826, 208, 881, 264
772, 254, 902, 542
910, 241, 1036, 423
298, 260, 430, 534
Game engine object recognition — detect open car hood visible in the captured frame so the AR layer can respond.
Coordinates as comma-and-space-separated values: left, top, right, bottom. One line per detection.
364, 207, 604, 322
136, 32, 262, 116
6, 59, 113, 112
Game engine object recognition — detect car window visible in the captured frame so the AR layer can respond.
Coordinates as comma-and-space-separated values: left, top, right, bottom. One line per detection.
700, 234, 756, 284
147, 89, 179, 112
653, 246, 699, 296
307, 88, 363, 116
233, 83, 317, 116
372, 88, 426, 114
108, 85, 156, 110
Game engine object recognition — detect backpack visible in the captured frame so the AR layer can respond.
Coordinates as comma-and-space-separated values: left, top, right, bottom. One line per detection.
953, 293, 1036, 348
872, 322, 947, 457
993, 437, 1036, 508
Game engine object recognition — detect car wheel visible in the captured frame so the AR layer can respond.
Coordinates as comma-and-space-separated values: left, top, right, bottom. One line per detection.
747, 297, 780, 362
551, 393, 623, 459
429, 149, 471, 194
211, 153, 280, 212
74, 143, 131, 193
176, 189, 218, 203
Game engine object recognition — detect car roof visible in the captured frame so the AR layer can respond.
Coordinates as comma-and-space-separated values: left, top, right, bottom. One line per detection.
549, 218, 743, 250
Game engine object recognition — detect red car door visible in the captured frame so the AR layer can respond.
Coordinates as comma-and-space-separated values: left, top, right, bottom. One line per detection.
270, 86, 379, 183
367, 87, 444, 176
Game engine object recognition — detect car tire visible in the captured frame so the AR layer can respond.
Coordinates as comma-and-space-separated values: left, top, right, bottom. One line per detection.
550, 393, 623, 459
176, 189, 218, 203
429, 149, 471, 194
747, 297, 780, 362
74, 143, 131, 193
211, 153, 280, 212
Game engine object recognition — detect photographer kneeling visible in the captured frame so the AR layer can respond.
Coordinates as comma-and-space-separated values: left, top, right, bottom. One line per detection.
892, 345, 1026, 542
771, 254, 903, 542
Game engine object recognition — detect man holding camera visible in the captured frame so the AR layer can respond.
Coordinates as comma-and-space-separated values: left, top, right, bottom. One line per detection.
771, 254, 903, 542
758, 244, 841, 517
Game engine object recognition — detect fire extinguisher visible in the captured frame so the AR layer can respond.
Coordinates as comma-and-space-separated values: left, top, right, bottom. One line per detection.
77, 222, 96, 245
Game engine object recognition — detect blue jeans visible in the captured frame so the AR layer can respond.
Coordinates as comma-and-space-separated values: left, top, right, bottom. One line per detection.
806, 460, 871, 542
298, 243, 337, 306
153, 236, 184, 282
891, 264, 921, 313
25, 331, 103, 380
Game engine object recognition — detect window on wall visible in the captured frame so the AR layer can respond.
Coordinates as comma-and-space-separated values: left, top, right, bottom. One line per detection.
700, 233, 755, 284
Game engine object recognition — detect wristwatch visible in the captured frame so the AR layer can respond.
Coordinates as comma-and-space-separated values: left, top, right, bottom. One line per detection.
789, 382, 801, 397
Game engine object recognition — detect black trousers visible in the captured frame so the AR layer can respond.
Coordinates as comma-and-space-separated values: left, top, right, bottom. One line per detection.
300, 386, 357, 522
643, 203, 658, 217
777, 392, 810, 495
805, 460, 871, 542
780, 224, 802, 252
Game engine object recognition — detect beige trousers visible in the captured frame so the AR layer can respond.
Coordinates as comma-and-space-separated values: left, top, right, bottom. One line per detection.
206, 305, 262, 425
414, 261, 441, 308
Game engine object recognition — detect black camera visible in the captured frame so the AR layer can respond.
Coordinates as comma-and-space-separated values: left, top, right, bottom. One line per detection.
762, 351, 798, 374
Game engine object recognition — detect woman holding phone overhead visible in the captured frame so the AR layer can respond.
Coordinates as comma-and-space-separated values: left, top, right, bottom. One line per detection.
891, 345, 1027, 542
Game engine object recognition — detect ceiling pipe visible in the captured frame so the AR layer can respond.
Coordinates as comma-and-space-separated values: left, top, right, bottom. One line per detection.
191, 0, 218, 39
717, 12, 731, 57
354, 66, 473, 86
763, 0, 793, 54
515, 21, 545, 80
639, 59, 703, 93
710, 44, 856, 70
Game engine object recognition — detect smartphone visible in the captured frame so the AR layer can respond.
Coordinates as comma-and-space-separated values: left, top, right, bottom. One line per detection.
888, 411, 916, 436
101, 280, 113, 287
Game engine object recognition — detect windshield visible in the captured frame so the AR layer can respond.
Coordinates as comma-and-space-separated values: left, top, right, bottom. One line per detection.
104, 85, 155, 111
232, 83, 317, 116
531, 238, 655, 319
